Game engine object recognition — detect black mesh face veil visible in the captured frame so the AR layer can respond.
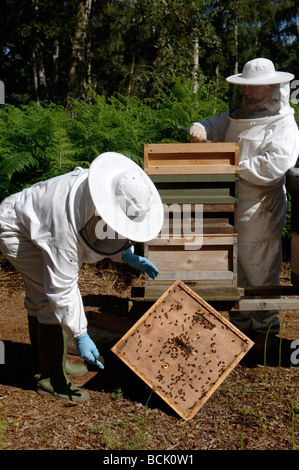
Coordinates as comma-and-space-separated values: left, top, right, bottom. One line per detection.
79, 215, 134, 256
229, 83, 280, 119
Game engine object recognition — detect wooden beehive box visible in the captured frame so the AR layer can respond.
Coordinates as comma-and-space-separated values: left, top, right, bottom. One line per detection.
144, 142, 239, 175
143, 143, 239, 301
112, 280, 253, 421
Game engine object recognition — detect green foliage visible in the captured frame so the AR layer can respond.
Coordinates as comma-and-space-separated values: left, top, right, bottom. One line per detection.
1, 0, 297, 105
0, 79, 227, 200
0, 101, 86, 197
0, 78, 295, 241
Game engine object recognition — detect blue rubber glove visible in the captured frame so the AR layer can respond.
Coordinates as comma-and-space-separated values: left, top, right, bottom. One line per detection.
75, 332, 104, 369
122, 249, 159, 279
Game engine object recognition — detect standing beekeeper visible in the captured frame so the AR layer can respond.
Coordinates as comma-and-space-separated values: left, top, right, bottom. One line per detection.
189, 58, 299, 360
0, 152, 164, 401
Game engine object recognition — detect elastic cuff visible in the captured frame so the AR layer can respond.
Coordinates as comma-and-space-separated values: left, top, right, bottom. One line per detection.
192, 122, 205, 129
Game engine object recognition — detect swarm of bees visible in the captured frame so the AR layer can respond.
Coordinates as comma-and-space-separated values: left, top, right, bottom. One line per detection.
112, 280, 253, 420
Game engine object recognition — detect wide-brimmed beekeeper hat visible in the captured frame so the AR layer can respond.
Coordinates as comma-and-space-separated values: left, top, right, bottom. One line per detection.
87, 152, 164, 243
226, 58, 294, 85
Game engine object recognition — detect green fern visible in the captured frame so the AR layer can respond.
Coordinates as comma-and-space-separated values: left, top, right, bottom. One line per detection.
0, 79, 229, 201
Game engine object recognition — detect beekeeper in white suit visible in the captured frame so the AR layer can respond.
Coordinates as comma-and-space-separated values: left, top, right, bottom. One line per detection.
189, 58, 299, 358
0, 152, 164, 401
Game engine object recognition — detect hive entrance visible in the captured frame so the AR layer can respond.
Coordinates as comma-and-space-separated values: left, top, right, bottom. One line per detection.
112, 280, 253, 420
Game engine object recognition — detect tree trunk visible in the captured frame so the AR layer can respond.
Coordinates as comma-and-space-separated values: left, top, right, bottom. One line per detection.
127, 55, 135, 97
192, 37, 199, 93
234, 18, 239, 75
52, 40, 59, 102
32, 41, 48, 103
31, 0, 48, 103
68, 0, 94, 102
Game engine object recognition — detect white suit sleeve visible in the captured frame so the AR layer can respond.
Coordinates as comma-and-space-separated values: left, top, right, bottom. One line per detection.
41, 244, 88, 339
239, 117, 299, 186
193, 111, 230, 142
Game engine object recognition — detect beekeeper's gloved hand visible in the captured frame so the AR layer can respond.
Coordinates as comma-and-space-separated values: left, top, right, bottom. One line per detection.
189, 123, 207, 142
122, 249, 159, 279
76, 332, 104, 369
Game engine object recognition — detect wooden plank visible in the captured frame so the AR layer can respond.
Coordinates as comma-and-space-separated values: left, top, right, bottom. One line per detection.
147, 278, 235, 286
155, 179, 238, 197
146, 165, 238, 175
112, 280, 253, 421
142, 284, 241, 301
157, 193, 236, 205
144, 143, 239, 175
159, 203, 237, 235
162, 218, 236, 235
203, 203, 235, 212
147, 247, 234, 273
149, 235, 237, 246
145, 236, 237, 287
144, 143, 239, 164
233, 298, 299, 311
238, 285, 299, 296
145, 142, 239, 155
150, 174, 238, 183
137, 284, 299, 302
144, 282, 240, 302
158, 202, 236, 213
149, 271, 234, 281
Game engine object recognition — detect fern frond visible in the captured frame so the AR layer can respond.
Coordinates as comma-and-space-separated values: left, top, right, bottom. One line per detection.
1, 152, 38, 180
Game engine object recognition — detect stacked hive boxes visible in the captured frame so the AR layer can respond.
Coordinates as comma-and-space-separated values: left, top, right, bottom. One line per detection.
143, 142, 240, 301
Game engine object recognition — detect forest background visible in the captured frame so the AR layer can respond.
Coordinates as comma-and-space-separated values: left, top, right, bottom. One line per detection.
0, 0, 298, 239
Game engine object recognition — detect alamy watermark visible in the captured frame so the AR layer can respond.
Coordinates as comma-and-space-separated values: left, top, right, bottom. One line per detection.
94, 202, 203, 251
291, 79, 299, 105
291, 340, 299, 365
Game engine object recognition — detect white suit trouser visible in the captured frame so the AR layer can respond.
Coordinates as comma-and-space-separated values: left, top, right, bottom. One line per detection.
0, 217, 59, 325
229, 223, 282, 336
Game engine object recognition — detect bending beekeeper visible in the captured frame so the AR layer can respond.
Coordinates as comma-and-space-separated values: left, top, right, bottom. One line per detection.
0, 152, 164, 401
189, 58, 299, 359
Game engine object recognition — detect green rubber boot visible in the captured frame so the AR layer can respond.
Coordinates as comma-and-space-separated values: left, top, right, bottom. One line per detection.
61, 329, 88, 377
28, 315, 88, 377
37, 323, 90, 402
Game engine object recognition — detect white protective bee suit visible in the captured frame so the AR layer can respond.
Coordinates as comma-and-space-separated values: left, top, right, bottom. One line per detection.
190, 58, 299, 335
0, 152, 164, 401
0, 152, 163, 339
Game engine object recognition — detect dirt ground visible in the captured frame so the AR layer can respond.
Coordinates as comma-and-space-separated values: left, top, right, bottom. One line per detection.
0, 254, 298, 452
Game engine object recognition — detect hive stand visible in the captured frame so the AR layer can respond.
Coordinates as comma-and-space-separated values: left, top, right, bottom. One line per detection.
142, 142, 240, 302
112, 280, 254, 421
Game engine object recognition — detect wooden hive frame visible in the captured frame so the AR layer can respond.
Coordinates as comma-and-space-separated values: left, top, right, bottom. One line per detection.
112, 280, 254, 421
143, 142, 240, 301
